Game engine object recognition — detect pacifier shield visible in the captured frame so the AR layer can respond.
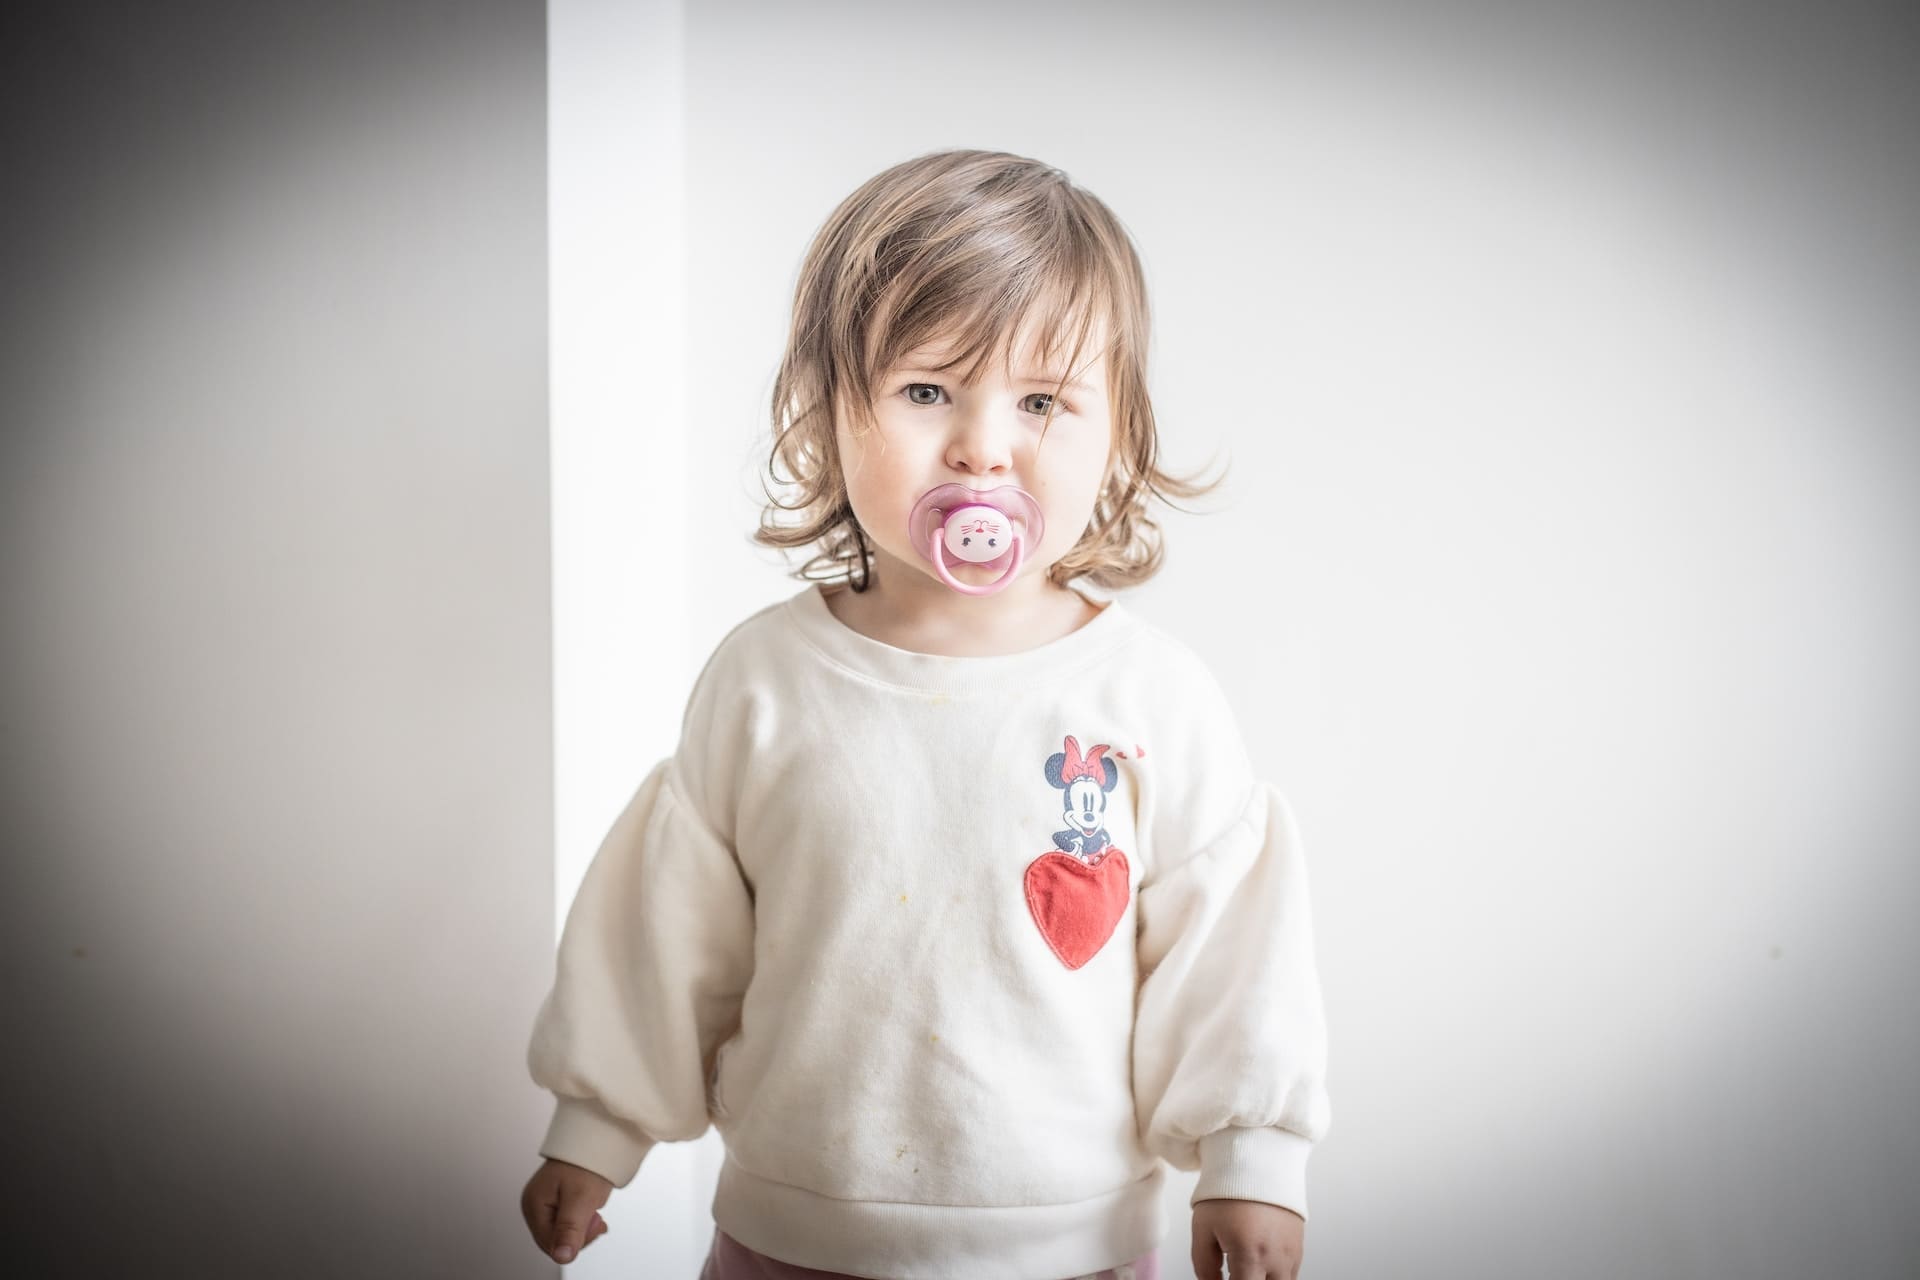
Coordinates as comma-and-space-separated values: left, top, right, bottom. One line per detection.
905, 483, 1047, 595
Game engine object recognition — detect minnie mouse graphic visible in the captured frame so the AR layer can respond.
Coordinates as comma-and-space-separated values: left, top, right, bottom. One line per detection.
1046, 735, 1116, 861
1025, 735, 1132, 971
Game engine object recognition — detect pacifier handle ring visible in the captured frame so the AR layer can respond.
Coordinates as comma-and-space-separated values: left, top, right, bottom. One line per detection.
930, 519, 1026, 595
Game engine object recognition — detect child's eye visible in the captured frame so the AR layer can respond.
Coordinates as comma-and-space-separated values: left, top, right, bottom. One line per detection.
898, 383, 1070, 417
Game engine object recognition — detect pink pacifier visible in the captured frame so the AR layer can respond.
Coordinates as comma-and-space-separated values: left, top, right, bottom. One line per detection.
905, 482, 1047, 596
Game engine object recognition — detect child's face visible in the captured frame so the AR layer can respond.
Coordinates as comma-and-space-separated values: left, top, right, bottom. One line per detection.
837, 320, 1114, 595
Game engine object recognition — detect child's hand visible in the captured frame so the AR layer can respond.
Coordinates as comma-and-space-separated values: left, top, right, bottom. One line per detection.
520, 1157, 613, 1264
1190, 1197, 1306, 1279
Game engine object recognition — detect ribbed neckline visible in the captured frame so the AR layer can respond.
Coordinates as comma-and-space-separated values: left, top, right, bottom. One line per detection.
783, 581, 1138, 695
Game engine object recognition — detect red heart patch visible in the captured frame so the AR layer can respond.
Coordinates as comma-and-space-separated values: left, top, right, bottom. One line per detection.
1024, 849, 1132, 970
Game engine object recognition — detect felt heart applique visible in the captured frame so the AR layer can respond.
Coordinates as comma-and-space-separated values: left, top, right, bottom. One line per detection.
1024, 849, 1132, 970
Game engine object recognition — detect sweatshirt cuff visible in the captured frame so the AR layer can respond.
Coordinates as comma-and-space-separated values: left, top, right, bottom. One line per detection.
538, 1096, 657, 1189
1191, 1125, 1313, 1222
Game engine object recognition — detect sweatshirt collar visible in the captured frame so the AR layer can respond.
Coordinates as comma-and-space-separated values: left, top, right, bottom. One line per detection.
784, 581, 1136, 695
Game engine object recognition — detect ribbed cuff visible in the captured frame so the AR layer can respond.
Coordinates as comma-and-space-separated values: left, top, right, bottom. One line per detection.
537, 1096, 656, 1189
1191, 1126, 1313, 1222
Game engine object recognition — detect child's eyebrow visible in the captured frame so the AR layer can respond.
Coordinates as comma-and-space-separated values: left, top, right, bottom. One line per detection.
1018, 372, 1094, 394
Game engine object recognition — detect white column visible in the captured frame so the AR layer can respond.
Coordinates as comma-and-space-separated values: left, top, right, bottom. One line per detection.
550, 0, 696, 1273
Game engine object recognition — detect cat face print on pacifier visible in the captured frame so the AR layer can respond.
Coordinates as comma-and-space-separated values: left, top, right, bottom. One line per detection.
905, 482, 1047, 596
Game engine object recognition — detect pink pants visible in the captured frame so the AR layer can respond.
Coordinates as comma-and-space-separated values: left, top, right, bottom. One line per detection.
699, 1227, 1161, 1280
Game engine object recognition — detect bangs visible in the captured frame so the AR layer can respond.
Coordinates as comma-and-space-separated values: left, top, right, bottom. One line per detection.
878, 283, 1112, 394
857, 211, 1122, 410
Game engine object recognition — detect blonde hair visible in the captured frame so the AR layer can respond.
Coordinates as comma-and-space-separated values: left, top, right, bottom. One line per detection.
754, 148, 1224, 591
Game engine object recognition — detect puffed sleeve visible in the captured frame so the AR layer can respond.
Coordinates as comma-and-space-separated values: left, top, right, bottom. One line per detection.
1131, 778, 1332, 1222
525, 754, 757, 1187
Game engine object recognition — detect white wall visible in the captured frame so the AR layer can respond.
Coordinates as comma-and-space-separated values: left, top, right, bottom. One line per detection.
574, 0, 1920, 1276
4, 1, 1910, 1277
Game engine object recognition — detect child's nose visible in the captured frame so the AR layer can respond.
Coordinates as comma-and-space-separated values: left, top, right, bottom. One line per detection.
944, 409, 1015, 476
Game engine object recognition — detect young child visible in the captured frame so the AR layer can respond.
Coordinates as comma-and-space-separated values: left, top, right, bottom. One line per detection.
520, 149, 1331, 1280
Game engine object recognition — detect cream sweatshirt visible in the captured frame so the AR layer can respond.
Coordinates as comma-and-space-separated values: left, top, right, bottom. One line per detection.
527, 582, 1331, 1279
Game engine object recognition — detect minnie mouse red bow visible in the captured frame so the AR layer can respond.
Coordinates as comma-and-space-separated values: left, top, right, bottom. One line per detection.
1059, 735, 1110, 784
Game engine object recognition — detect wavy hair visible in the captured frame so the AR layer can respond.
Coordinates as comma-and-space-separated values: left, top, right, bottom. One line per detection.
754, 148, 1224, 591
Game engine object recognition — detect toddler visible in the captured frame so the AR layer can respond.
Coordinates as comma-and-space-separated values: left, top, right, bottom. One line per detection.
520, 149, 1331, 1280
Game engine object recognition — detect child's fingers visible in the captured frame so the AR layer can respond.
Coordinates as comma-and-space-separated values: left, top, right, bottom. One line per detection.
550, 1200, 599, 1264
520, 1177, 559, 1255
